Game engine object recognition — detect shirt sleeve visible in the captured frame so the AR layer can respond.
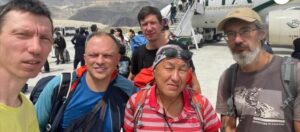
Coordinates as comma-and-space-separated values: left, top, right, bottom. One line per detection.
34, 76, 60, 132
202, 96, 221, 132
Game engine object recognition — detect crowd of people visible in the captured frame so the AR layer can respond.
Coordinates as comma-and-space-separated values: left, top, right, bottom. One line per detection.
0, 0, 300, 132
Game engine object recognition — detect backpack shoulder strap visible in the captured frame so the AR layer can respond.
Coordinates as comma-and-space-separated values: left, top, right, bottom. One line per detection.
133, 84, 151, 130
281, 56, 298, 109
226, 63, 239, 117
46, 71, 76, 132
189, 90, 206, 128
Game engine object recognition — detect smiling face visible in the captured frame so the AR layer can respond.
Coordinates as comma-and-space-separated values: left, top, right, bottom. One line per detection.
153, 58, 189, 98
84, 35, 120, 82
224, 19, 265, 66
0, 11, 53, 79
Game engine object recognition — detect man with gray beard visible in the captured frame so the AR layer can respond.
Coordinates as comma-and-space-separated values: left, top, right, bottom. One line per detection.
215, 8, 300, 132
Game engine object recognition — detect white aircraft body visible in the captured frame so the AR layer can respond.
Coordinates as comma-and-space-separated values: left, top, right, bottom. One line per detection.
190, 0, 300, 46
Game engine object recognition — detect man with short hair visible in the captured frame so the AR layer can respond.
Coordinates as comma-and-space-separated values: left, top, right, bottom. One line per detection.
53, 31, 66, 64
35, 32, 135, 131
215, 7, 300, 132
124, 44, 221, 131
90, 24, 98, 33
0, 0, 53, 131
128, 6, 201, 92
71, 28, 86, 69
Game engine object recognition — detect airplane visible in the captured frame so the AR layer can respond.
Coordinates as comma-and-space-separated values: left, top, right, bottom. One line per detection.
162, 0, 300, 47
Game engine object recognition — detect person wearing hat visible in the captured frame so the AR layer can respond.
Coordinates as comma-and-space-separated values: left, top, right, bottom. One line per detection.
124, 44, 221, 132
215, 8, 300, 131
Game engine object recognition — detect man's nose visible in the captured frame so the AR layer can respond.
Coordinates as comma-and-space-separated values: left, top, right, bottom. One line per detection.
233, 33, 244, 44
170, 69, 180, 82
27, 37, 42, 55
96, 55, 105, 64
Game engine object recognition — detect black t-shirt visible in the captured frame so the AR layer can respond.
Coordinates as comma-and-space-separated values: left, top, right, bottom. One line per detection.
131, 44, 157, 75
131, 40, 195, 75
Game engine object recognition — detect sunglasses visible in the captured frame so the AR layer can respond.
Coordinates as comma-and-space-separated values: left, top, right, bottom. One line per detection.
162, 48, 192, 61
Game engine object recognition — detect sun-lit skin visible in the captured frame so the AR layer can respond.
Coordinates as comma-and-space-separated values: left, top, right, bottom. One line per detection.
224, 20, 264, 55
84, 35, 120, 91
0, 11, 53, 80
140, 14, 165, 49
154, 58, 190, 98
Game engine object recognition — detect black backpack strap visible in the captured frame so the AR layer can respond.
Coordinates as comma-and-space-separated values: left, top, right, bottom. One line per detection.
29, 75, 55, 104
64, 79, 127, 132
226, 63, 239, 117
46, 72, 75, 132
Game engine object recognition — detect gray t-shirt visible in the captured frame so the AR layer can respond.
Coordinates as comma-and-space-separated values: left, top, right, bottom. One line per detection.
216, 55, 300, 132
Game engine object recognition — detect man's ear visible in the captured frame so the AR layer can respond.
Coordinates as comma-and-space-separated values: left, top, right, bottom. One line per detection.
258, 29, 267, 41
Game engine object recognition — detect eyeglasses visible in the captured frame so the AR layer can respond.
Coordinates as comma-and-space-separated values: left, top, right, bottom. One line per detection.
162, 48, 192, 61
223, 28, 257, 41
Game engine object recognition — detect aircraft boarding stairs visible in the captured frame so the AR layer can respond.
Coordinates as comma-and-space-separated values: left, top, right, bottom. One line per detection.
168, 2, 203, 49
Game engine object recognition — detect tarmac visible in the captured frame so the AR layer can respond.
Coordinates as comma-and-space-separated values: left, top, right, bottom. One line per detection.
25, 37, 293, 107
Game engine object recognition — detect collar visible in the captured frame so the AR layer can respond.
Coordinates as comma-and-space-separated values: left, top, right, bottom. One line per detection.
148, 85, 195, 114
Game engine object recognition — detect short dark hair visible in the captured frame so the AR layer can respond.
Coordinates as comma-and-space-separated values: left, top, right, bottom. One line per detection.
137, 6, 162, 25
119, 45, 126, 55
0, 0, 52, 33
90, 24, 97, 32
55, 31, 61, 36
110, 29, 115, 35
86, 32, 121, 52
129, 29, 135, 34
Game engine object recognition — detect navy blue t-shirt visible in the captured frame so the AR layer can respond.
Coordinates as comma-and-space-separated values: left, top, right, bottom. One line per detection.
61, 73, 112, 131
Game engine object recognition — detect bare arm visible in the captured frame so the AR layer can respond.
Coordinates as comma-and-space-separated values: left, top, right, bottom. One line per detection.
221, 115, 237, 132
295, 121, 300, 132
128, 72, 135, 81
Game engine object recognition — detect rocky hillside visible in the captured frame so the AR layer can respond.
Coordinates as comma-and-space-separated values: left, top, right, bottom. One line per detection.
42, 0, 173, 27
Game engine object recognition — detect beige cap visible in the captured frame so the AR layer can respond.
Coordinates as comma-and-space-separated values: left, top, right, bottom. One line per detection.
217, 7, 262, 31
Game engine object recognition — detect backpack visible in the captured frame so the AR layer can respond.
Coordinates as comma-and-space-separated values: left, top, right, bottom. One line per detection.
130, 35, 148, 54
132, 84, 206, 130
64, 49, 70, 63
225, 56, 298, 117
30, 72, 76, 131
30, 72, 74, 104
133, 67, 154, 88
30, 75, 55, 104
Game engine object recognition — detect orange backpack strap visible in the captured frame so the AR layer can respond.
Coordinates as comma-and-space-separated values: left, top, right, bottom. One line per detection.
132, 85, 151, 130
188, 89, 206, 128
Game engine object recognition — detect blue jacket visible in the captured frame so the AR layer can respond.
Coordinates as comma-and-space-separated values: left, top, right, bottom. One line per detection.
35, 68, 135, 132
130, 34, 148, 54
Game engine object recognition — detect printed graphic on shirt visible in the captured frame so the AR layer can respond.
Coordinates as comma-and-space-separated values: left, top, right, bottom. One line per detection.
234, 87, 285, 126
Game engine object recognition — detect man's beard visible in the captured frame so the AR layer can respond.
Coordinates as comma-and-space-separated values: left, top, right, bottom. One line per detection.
232, 45, 260, 66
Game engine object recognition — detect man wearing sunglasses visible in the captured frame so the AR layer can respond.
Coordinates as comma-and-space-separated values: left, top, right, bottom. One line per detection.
124, 44, 221, 131
216, 8, 300, 132
129, 6, 201, 92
